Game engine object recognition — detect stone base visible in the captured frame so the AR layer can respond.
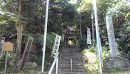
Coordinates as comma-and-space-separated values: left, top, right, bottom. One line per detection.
103, 57, 130, 70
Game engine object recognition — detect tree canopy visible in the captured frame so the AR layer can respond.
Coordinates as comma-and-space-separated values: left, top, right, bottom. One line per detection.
0, 0, 130, 72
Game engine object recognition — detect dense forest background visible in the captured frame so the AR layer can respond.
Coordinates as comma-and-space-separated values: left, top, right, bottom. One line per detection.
0, 0, 129, 73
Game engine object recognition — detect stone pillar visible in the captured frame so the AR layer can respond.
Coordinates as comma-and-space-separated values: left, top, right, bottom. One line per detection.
106, 15, 117, 57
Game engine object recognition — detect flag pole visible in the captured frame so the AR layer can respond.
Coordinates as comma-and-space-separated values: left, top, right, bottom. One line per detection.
42, 0, 50, 72
92, 0, 102, 73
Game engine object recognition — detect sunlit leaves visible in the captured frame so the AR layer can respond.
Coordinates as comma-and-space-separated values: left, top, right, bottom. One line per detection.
106, 0, 129, 15
0, 20, 7, 24
77, 0, 91, 12
127, 26, 130, 31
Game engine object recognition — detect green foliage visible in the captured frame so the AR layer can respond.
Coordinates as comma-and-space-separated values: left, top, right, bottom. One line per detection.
119, 51, 130, 60
0, 20, 7, 24
82, 47, 99, 72
0, 52, 18, 72
127, 26, 130, 31
7, 53, 18, 72
82, 47, 97, 54
95, 0, 130, 60
87, 47, 96, 53
0, 52, 5, 71
34, 46, 54, 71
102, 47, 110, 59
32, 33, 55, 49
78, 36, 86, 50
35, 55, 42, 66
106, 0, 129, 15
0, 0, 130, 72
82, 46, 111, 72
46, 33, 55, 49
47, 0, 79, 34
116, 21, 130, 59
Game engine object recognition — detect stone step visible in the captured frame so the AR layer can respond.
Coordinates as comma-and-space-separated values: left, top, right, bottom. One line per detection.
59, 64, 84, 66
59, 59, 71, 64
59, 65, 85, 70
59, 64, 85, 67
72, 61, 84, 64
57, 72, 87, 74
72, 69, 86, 72
59, 69, 72, 72
59, 59, 84, 62
59, 47, 85, 72
72, 64, 85, 69
59, 62, 84, 65
59, 69, 86, 72
59, 63, 71, 65
58, 64, 71, 67
61, 54, 83, 57
58, 64, 85, 72
59, 66, 71, 69
32, 72, 88, 74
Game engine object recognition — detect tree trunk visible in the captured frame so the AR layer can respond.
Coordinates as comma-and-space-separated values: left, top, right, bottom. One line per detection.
39, 17, 42, 34
106, 15, 117, 57
16, 25, 23, 58
79, 13, 82, 39
15, 0, 23, 60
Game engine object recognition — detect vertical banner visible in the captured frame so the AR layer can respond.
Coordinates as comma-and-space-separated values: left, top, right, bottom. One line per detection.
52, 34, 61, 58
87, 27, 91, 44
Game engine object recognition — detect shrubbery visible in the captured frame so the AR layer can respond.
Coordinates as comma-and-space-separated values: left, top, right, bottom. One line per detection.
82, 46, 111, 72
0, 52, 5, 71
77, 36, 87, 50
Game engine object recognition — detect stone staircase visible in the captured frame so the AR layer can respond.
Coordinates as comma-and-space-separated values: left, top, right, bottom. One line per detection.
58, 47, 86, 72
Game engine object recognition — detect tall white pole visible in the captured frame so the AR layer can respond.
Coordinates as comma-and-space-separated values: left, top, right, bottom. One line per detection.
92, 0, 102, 73
42, 0, 50, 72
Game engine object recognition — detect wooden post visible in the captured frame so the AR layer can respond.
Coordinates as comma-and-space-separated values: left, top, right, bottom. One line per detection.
20, 37, 33, 69
4, 51, 8, 74
65, 36, 66, 47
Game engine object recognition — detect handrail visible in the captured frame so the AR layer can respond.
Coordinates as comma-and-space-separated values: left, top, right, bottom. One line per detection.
71, 58, 72, 72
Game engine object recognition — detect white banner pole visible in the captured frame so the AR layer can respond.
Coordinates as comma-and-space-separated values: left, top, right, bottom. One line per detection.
42, 0, 50, 72
92, 0, 102, 73
56, 57, 58, 74
48, 52, 59, 74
